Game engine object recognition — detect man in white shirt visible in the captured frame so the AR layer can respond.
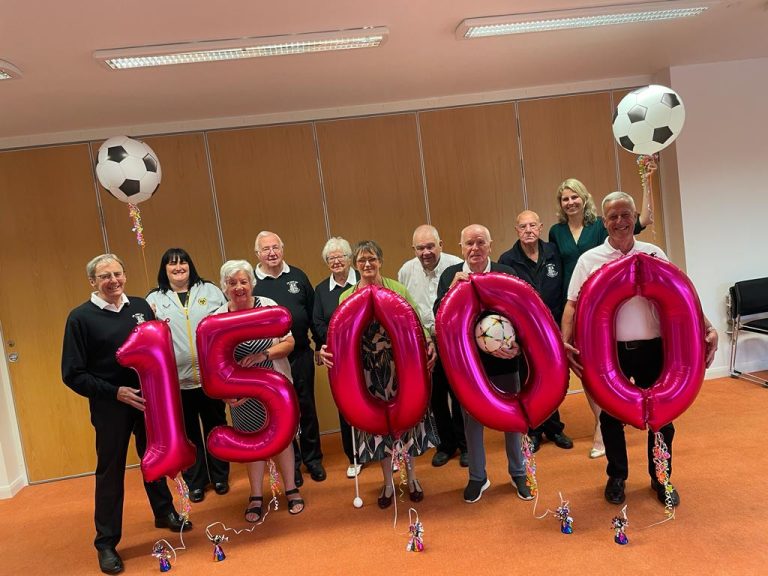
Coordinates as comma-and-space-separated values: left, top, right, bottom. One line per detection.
398, 225, 465, 467
561, 192, 718, 508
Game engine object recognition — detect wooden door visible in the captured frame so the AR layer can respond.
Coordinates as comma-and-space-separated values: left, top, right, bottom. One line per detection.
0, 144, 106, 480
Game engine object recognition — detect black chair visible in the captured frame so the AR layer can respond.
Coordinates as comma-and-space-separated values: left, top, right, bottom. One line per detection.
728, 277, 768, 387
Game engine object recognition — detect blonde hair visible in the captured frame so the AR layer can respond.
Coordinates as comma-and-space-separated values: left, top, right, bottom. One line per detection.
556, 178, 598, 225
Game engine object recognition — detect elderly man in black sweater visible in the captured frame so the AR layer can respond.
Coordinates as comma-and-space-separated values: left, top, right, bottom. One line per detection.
253, 231, 325, 486
498, 210, 573, 453
62, 254, 190, 575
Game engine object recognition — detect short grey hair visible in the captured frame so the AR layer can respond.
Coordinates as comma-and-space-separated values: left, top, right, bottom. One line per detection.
601, 191, 636, 215
460, 224, 492, 244
254, 230, 284, 251
412, 224, 441, 245
86, 254, 125, 279
219, 259, 256, 292
321, 237, 352, 262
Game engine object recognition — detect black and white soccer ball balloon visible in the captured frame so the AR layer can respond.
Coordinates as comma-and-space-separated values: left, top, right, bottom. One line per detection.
96, 136, 162, 204
612, 85, 685, 155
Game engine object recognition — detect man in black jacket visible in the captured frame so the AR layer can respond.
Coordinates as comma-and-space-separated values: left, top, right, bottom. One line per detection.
498, 210, 573, 453
62, 254, 190, 575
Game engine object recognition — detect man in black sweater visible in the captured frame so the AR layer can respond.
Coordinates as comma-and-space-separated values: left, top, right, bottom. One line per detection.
498, 210, 573, 453
62, 254, 190, 575
253, 231, 325, 486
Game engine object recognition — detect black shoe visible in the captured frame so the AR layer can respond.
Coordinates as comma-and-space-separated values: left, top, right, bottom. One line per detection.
512, 475, 534, 500
529, 434, 542, 453
97, 548, 124, 575
604, 477, 626, 505
307, 462, 326, 482
294, 468, 304, 487
463, 478, 490, 503
214, 481, 229, 495
548, 432, 574, 449
377, 485, 394, 509
154, 511, 193, 532
189, 488, 205, 503
651, 479, 680, 507
431, 450, 455, 467
459, 451, 469, 467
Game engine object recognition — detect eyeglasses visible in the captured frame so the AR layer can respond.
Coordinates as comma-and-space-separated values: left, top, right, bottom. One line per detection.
356, 257, 379, 266
258, 245, 282, 255
327, 255, 348, 263
94, 271, 124, 281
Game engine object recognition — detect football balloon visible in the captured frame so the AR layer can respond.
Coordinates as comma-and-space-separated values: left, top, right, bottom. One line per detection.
612, 85, 685, 155
475, 313, 516, 355
96, 135, 162, 204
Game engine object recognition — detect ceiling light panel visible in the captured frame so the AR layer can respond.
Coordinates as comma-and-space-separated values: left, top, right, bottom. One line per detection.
0, 59, 22, 80
95, 27, 388, 70
458, 1, 715, 38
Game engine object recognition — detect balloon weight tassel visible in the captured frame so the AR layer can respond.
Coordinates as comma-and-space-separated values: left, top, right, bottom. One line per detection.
406, 508, 425, 552
554, 493, 574, 534
612, 505, 629, 545
521, 434, 538, 498
152, 542, 174, 572
210, 534, 227, 562
652, 431, 675, 519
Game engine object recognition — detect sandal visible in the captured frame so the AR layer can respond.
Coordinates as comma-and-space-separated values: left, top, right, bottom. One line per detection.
377, 484, 394, 509
285, 488, 305, 515
408, 479, 424, 502
245, 496, 263, 523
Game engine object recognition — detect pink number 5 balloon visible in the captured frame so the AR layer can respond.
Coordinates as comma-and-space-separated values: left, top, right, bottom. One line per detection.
196, 306, 299, 463
116, 320, 196, 482
327, 285, 430, 439
435, 272, 568, 433
574, 253, 705, 431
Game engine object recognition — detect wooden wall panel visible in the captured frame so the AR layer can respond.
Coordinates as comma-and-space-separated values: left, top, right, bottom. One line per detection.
613, 89, 667, 252
92, 133, 223, 296
207, 125, 338, 432
419, 104, 524, 255
207, 124, 329, 284
518, 92, 619, 235
0, 144, 105, 480
316, 114, 427, 273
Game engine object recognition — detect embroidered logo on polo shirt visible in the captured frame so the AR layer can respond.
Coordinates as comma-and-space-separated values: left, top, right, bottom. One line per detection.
287, 280, 300, 294
132, 313, 147, 324
198, 297, 207, 305
546, 264, 558, 278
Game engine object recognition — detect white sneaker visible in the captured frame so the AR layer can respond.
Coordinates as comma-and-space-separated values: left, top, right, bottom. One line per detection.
346, 463, 362, 478
590, 447, 606, 459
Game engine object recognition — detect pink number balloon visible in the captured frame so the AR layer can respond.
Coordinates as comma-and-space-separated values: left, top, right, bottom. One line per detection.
116, 320, 196, 482
574, 253, 705, 431
327, 285, 430, 438
435, 272, 568, 433
196, 306, 299, 463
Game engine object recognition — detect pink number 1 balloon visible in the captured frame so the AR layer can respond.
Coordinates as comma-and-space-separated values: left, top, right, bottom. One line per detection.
116, 320, 196, 482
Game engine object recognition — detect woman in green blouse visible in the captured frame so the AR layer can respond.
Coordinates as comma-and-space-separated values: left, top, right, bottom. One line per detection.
548, 174, 653, 459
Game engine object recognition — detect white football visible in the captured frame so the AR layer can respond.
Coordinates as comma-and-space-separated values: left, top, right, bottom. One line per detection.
612, 85, 685, 156
475, 313, 516, 354
96, 135, 162, 204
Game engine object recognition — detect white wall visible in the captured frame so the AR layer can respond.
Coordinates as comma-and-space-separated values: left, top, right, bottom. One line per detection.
0, 325, 27, 498
671, 57, 768, 377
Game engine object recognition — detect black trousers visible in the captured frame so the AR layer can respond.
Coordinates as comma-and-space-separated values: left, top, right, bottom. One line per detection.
431, 353, 466, 455
290, 346, 323, 468
90, 398, 174, 551
519, 356, 566, 438
602, 338, 675, 481
180, 387, 230, 490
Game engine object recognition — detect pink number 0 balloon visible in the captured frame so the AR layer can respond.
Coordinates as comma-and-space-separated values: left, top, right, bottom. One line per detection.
574, 253, 706, 431
196, 306, 299, 463
116, 320, 196, 482
435, 273, 569, 433
326, 285, 430, 439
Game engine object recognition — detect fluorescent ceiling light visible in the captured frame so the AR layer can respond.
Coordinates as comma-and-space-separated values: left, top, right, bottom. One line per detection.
0, 59, 22, 80
94, 27, 388, 70
457, 1, 714, 38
